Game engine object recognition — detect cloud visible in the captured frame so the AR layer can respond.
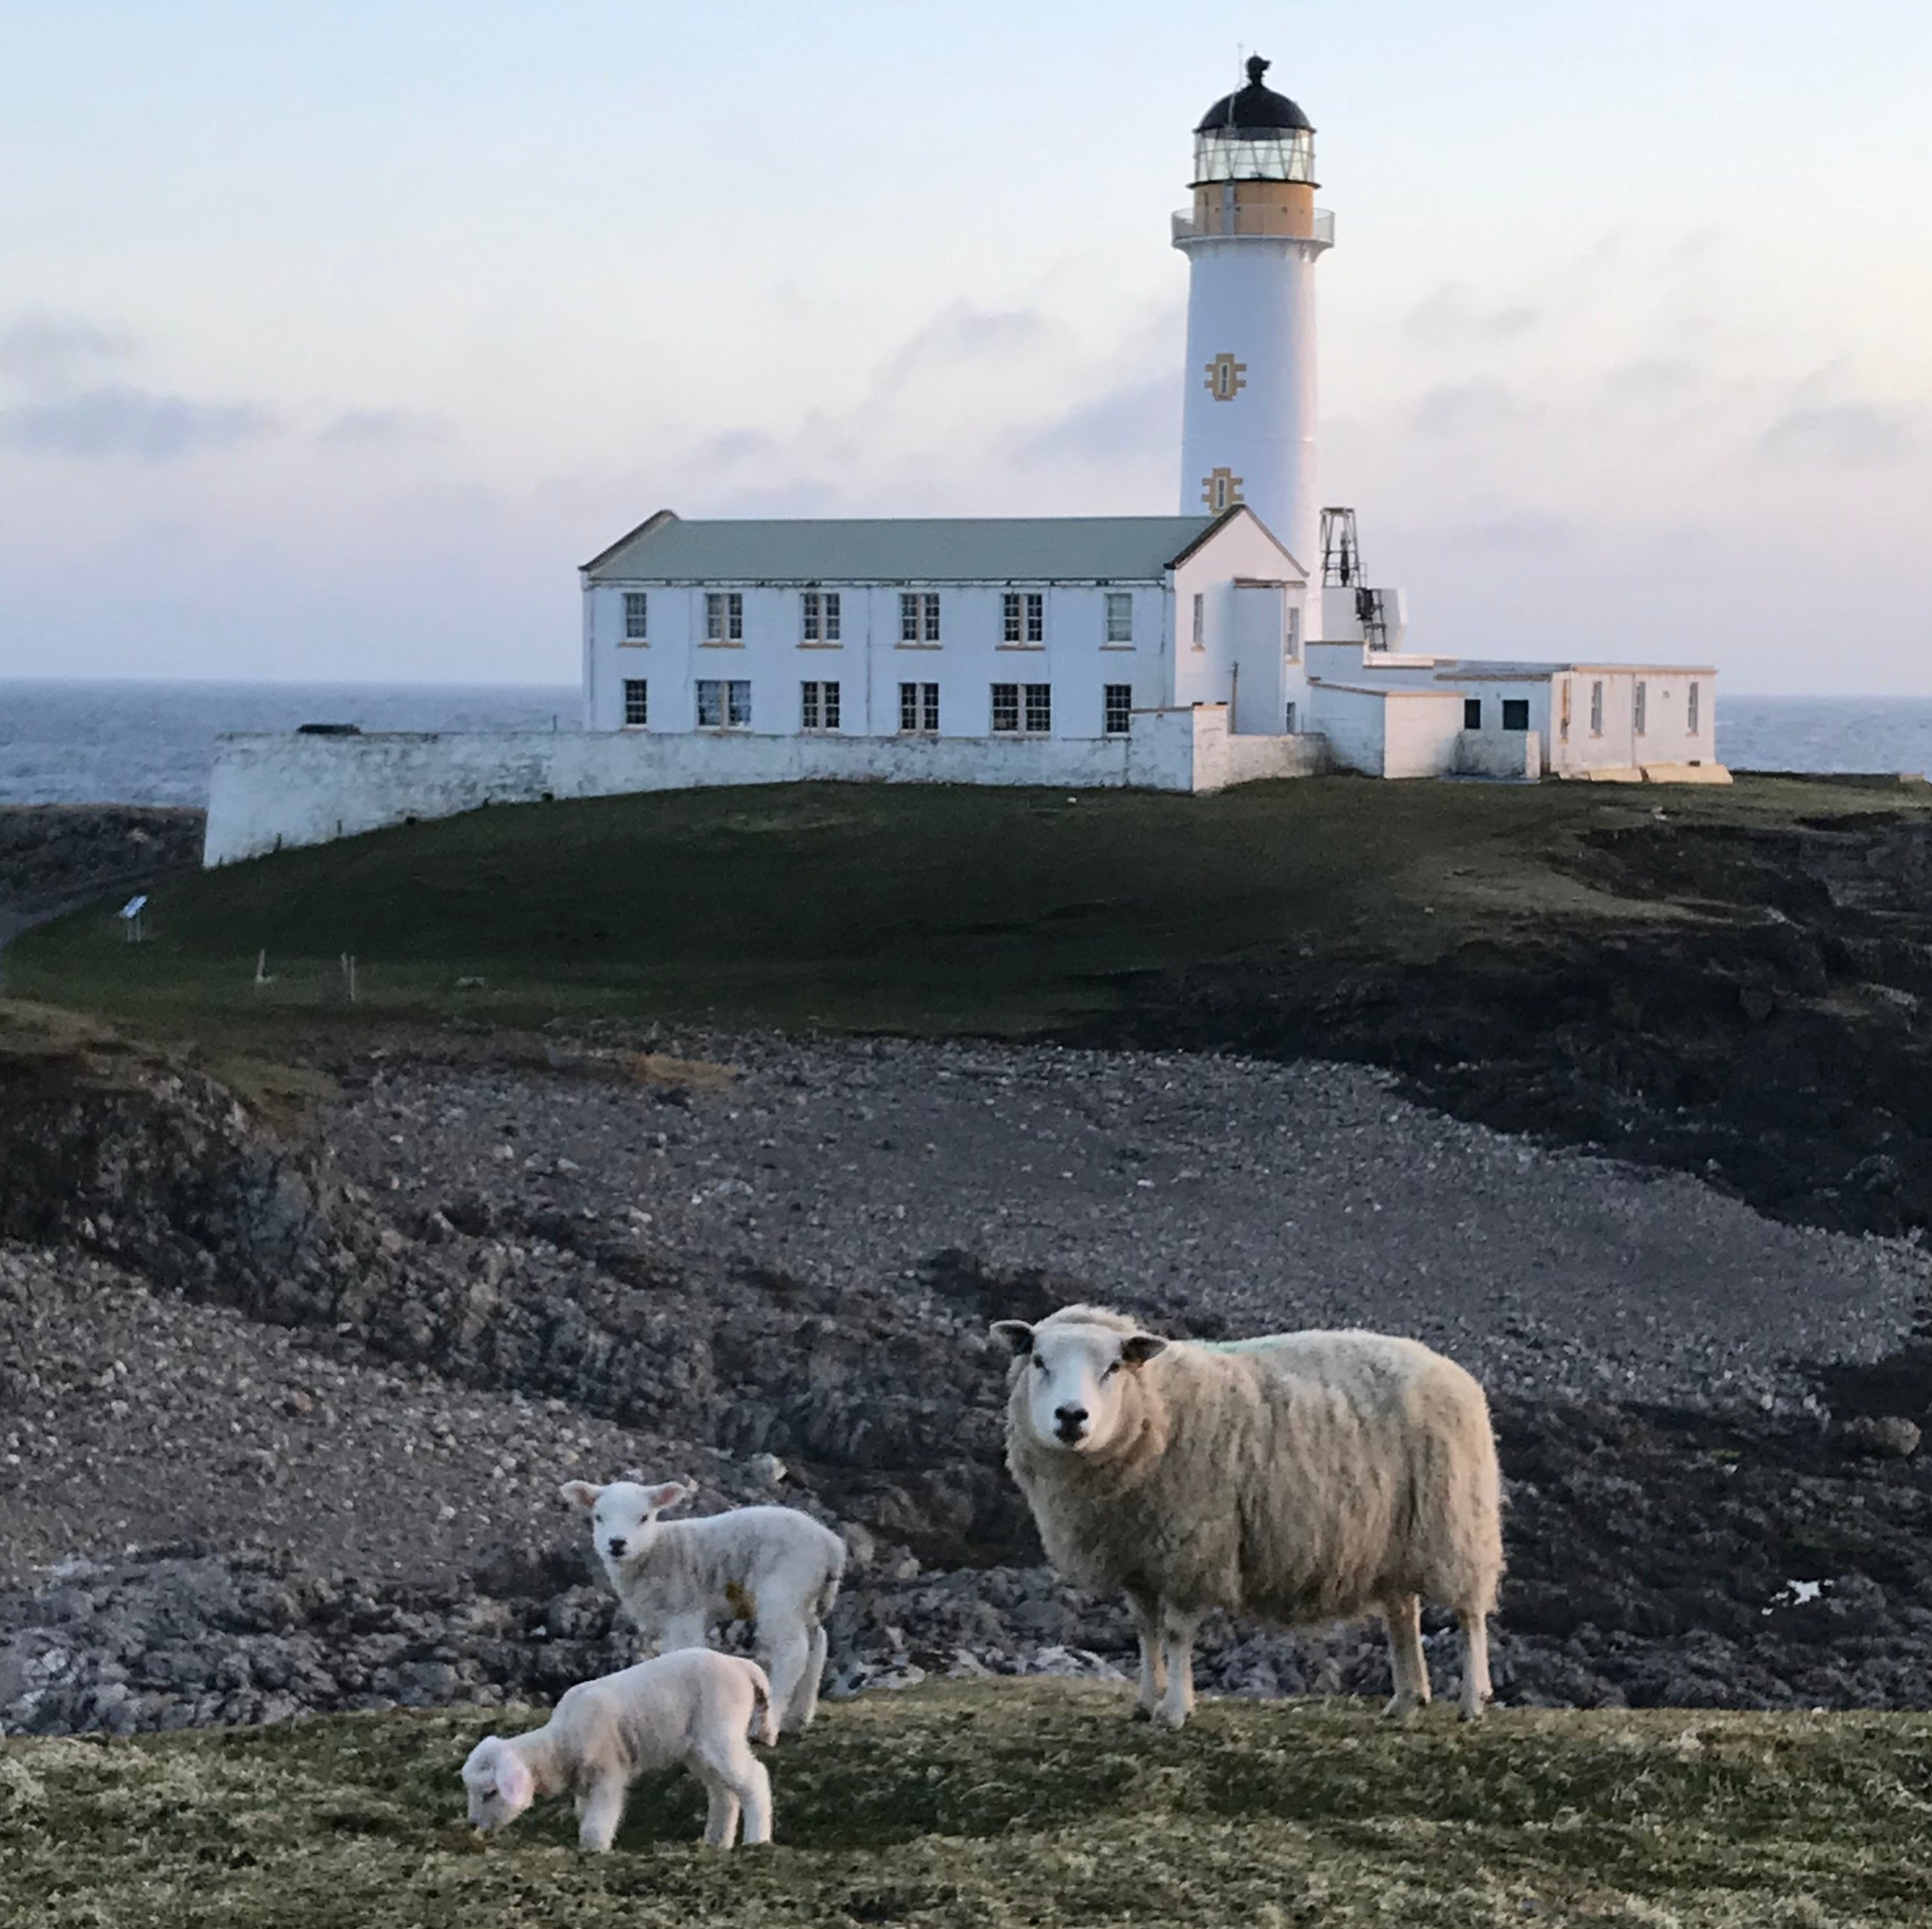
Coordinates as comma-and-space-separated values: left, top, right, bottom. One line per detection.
1403, 285, 1540, 350
1412, 380, 1534, 438
0, 310, 134, 389
1454, 509, 1577, 550
1013, 375, 1175, 465
880, 301, 1054, 389
1757, 401, 1921, 470
0, 384, 277, 460
316, 407, 449, 450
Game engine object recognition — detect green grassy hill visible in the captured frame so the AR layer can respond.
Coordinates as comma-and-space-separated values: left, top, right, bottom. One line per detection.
8, 774, 1918, 1044
4, 1684, 1930, 1928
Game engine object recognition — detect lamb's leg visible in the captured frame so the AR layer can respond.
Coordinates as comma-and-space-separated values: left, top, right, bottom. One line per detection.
1126, 1590, 1166, 1722
654, 1610, 710, 1656
783, 1619, 827, 1732
1154, 1606, 1201, 1733
731, 1755, 774, 1847
1458, 1608, 1492, 1722
575, 1773, 628, 1853
1381, 1591, 1431, 1721
759, 1619, 810, 1737
698, 1772, 741, 1849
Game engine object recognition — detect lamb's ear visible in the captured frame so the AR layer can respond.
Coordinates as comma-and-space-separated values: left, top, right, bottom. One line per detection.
991, 1320, 1035, 1356
559, 1480, 601, 1513
495, 1749, 534, 1811
1119, 1334, 1167, 1368
643, 1479, 694, 1514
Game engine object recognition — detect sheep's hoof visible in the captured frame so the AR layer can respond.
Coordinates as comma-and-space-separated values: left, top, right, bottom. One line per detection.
1381, 1695, 1423, 1723
1151, 1704, 1189, 1733
1458, 1702, 1486, 1724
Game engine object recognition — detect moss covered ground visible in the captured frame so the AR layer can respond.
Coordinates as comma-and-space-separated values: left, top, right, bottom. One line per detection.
11, 774, 1925, 1048
5, 1682, 1932, 1927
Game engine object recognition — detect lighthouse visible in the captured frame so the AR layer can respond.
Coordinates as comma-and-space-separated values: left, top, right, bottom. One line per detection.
1174, 56, 1333, 584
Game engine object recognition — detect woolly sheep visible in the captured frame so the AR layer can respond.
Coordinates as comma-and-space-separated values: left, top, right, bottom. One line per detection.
993, 1304, 1504, 1730
461, 1647, 777, 1852
561, 1477, 846, 1735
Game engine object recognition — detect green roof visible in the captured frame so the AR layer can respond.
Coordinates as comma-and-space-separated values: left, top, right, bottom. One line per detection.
583, 511, 1225, 583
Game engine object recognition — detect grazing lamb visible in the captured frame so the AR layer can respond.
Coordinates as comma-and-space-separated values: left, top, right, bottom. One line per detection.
461, 1647, 777, 1851
993, 1304, 1503, 1731
561, 1477, 846, 1736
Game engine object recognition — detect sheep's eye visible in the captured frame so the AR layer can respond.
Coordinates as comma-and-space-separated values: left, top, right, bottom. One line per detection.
1031, 1356, 1048, 1373
1104, 1361, 1121, 1378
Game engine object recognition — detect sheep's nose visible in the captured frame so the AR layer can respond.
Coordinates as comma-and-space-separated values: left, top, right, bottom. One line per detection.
607, 1537, 628, 1558
1053, 1404, 1089, 1440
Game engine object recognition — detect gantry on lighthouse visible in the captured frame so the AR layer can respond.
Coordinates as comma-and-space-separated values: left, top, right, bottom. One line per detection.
201, 52, 1728, 866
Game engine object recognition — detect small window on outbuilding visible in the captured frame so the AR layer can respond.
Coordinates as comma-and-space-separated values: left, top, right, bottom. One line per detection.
1502, 699, 1530, 732
1464, 698, 1482, 730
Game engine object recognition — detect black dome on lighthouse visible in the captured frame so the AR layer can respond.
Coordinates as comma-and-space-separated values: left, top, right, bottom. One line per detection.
1195, 55, 1313, 135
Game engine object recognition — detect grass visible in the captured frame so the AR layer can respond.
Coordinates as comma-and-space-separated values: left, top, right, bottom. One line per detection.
4, 1682, 1932, 1927
10, 774, 1927, 1050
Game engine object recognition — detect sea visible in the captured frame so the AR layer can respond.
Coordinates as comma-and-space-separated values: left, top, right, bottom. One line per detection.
1, 680, 1930, 808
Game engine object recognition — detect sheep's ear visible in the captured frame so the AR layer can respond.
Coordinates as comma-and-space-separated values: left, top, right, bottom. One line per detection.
643, 1480, 694, 1514
559, 1480, 601, 1513
1119, 1334, 1167, 1368
991, 1320, 1034, 1356
496, 1749, 533, 1811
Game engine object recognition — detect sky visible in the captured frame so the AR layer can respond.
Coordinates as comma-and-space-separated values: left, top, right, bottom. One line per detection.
1, 0, 1928, 693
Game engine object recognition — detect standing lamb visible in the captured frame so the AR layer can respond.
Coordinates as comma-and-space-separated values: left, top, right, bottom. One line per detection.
461, 1647, 777, 1851
993, 1304, 1503, 1730
561, 1477, 846, 1736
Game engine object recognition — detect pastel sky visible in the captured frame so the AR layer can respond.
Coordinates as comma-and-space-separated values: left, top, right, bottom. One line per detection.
2, 0, 1928, 692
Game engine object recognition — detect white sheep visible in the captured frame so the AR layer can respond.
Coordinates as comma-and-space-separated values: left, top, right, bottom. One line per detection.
460, 1647, 777, 1852
561, 1477, 846, 1735
994, 1304, 1504, 1729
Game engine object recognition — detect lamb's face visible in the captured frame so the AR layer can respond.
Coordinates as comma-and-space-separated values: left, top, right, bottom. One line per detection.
994, 1317, 1166, 1455
462, 1737, 532, 1831
561, 1477, 692, 1567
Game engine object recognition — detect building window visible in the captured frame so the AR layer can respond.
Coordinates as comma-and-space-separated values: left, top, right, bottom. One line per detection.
801, 591, 840, 642
1285, 700, 1298, 733
622, 592, 649, 643
1002, 591, 1044, 644
622, 679, 648, 726
1634, 680, 1647, 736
898, 681, 940, 733
1104, 684, 1132, 735
1464, 698, 1482, 730
696, 679, 751, 728
704, 592, 743, 643
1025, 683, 1052, 733
1106, 593, 1133, 644
1589, 680, 1604, 737
1285, 604, 1301, 660
1503, 698, 1530, 732
990, 683, 1019, 732
1688, 682, 1701, 735
801, 680, 840, 731
1192, 592, 1204, 649
900, 592, 941, 643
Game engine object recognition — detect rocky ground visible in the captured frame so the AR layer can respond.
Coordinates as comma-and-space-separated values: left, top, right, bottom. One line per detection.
5, 1010, 1932, 1737
0, 805, 202, 956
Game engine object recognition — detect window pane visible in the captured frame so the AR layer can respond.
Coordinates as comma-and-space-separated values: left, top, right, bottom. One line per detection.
624, 679, 648, 725
1502, 699, 1529, 732
1025, 683, 1052, 733
1104, 683, 1131, 734
1192, 592, 1204, 646
1002, 592, 1020, 644
824, 682, 840, 728
728, 680, 751, 725
922, 683, 939, 731
901, 593, 919, 642
728, 594, 743, 642
899, 682, 918, 731
704, 594, 722, 642
801, 592, 819, 642
623, 592, 648, 640
1464, 698, 1482, 730
1106, 592, 1132, 643
801, 681, 819, 729
923, 593, 941, 642
1026, 593, 1043, 644
825, 592, 840, 641
991, 683, 1019, 731
696, 680, 722, 726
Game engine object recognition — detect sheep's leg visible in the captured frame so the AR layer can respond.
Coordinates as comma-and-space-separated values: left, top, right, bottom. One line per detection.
731, 1755, 774, 1847
783, 1619, 827, 1732
698, 1771, 741, 1849
1126, 1590, 1166, 1721
654, 1610, 710, 1657
759, 1619, 813, 1737
1154, 1607, 1201, 1733
1458, 1609, 1492, 1722
1381, 1592, 1431, 1721
575, 1773, 628, 1853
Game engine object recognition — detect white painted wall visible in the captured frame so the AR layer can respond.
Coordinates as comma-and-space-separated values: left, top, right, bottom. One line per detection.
1176, 233, 1324, 576
1169, 514, 1309, 730
202, 705, 1325, 866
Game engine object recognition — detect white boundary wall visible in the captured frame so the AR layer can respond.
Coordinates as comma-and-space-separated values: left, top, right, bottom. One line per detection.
202, 706, 1329, 867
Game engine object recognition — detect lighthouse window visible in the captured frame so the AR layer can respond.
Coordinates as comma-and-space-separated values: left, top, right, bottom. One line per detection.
900, 592, 941, 643
1104, 685, 1132, 735
622, 592, 649, 642
622, 680, 648, 727
1589, 680, 1605, 737
800, 681, 840, 731
1002, 592, 1044, 644
801, 592, 840, 642
1105, 593, 1134, 644
704, 592, 743, 644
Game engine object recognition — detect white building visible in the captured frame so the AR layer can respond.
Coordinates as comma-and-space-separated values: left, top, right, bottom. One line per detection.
579, 56, 1725, 789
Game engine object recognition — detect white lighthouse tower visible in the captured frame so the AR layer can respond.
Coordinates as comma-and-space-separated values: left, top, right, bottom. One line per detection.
1174, 56, 1332, 581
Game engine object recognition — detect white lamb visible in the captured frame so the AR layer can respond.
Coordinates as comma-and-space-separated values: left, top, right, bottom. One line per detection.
994, 1304, 1504, 1730
561, 1477, 846, 1736
461, 1647, 777, 1852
